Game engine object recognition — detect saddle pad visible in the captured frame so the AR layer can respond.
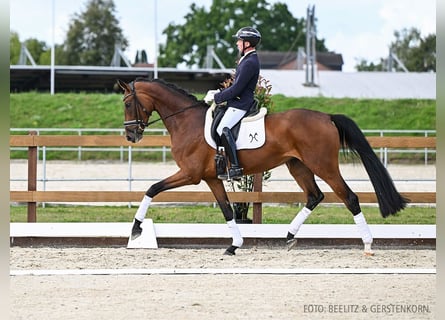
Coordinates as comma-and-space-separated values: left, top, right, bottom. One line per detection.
204, 103, 267, 150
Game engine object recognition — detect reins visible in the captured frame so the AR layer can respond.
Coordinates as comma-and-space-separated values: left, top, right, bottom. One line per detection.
158, 102, 203, 123
123, 82, 203, 128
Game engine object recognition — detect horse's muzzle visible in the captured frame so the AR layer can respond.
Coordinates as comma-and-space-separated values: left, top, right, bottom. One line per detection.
125, 127, 144, 143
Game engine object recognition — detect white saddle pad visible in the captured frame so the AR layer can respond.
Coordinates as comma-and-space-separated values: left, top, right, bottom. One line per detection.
204, 103, 267, 150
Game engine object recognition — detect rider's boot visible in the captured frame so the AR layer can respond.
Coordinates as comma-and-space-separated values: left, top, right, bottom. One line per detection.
218, 127, 243, 181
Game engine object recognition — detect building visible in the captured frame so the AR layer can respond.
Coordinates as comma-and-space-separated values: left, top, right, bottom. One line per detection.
258, 50, 344, 71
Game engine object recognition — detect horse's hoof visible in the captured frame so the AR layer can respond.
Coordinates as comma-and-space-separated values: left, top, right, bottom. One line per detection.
363, 243, 374, 256
130, 233, 141, 241
131, 221, 143, 240
286, 238, 298, 251
224, 245, 238, 256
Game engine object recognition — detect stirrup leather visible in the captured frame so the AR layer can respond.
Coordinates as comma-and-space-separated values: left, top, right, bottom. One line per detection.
215, 147, 227, 178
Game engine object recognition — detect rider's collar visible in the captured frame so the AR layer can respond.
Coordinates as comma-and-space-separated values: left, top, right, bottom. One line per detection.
238, 49, 256, 64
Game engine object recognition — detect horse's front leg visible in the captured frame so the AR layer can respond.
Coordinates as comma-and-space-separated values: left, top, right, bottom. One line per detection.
131, 170, 195, 240
205, 178, 243, 255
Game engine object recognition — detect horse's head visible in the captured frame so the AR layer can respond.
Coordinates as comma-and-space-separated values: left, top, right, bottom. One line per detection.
116, 79, 154, 143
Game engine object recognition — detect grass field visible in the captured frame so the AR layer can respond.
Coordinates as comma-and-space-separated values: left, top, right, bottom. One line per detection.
10, 92, 435, 130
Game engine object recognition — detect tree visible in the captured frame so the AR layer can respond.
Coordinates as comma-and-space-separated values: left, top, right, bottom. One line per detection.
355, 58, 386, 72
24, 38, 48, 63
406, 33, 435, 72
158, 0, 327, 68
60, 0, 128, 66
9, 31, 21, 64
39, 44, 67, 65
10, 31, 48, 65
355, 28, 436, 72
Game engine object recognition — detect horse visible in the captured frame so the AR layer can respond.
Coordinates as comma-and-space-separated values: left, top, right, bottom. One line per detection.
116, 77, 408, 256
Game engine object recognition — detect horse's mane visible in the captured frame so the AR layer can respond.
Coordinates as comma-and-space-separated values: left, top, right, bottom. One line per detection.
134, 77, 200, 102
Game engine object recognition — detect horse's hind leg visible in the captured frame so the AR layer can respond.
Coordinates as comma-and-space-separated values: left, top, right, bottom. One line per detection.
317, 167, 374, 255
285, 158, 324, 249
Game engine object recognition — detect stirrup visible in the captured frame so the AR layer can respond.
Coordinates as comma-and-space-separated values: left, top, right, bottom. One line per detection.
227, 167, 244, 181
229, 167, 243, 179
217, 173, 228, 180
217, 167, 243, 181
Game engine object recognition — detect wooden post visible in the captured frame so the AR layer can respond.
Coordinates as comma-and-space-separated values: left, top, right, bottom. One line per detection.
27, 131, 37, 222
252, 172, 263, 223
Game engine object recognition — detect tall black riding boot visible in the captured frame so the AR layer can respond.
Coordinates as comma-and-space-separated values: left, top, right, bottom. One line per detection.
218, 127, 243, 180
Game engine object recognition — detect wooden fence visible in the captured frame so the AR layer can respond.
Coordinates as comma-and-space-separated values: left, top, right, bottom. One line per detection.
10, 132, 436, 223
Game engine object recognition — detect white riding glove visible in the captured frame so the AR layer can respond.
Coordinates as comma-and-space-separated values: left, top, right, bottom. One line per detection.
204, 89, 220, 104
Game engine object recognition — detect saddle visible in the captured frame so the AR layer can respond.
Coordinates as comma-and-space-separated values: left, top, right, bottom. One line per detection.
204, 100, 267, 150
210, 99, 260, 146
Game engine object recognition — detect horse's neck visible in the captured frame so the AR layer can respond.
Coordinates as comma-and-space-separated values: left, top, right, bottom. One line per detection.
160, 104, 205, 137
153, 98, 205, 136
144, 82, 205, 135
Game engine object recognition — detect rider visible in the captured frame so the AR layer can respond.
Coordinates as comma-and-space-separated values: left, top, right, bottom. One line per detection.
204, 26, 261, 180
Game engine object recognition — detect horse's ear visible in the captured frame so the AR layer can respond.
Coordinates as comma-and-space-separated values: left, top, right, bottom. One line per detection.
114, 79, 129, 93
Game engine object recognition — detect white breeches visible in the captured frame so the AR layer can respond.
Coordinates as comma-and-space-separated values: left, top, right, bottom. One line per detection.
216, 107, 247, 135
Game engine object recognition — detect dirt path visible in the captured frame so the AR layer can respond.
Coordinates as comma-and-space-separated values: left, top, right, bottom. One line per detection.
10, 247, 436, 270
10, 247, 436, 319
10, 274, 435, 320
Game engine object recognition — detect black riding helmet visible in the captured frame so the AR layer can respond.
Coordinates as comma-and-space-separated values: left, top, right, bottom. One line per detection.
233, 27, 261, 55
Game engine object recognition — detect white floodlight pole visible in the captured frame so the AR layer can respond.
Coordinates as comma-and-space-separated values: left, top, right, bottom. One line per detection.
50, 0, 56, 95
153, 0, 158, 79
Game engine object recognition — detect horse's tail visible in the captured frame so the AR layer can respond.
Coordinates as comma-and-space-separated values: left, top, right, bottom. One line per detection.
330, 114, 409, 217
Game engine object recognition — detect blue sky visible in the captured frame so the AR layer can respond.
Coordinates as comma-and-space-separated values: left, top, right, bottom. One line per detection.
10, 0, 436, 71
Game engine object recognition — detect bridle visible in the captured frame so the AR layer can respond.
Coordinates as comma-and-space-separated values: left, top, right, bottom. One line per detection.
123, 81, 204, 130
123, 81, 151, 130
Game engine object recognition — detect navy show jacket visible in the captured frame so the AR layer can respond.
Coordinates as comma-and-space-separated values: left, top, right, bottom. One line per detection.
214, 50, 260, 111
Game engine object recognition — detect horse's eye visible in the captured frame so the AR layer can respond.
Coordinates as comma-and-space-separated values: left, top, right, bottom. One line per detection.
125, 102, 131, 109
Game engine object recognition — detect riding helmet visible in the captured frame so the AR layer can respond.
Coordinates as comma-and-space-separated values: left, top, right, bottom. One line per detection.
233, 27, 261, 47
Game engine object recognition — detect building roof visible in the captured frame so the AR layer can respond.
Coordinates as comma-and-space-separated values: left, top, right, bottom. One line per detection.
257, 51, 296, 69
315, 52, 344, 69
257, 50, 344, 71
10, 65, 230, 93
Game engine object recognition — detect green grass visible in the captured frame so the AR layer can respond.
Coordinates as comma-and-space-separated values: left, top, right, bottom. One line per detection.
10, 204, 435, 224
10, 92, 435, 131
270, 95, 436, 130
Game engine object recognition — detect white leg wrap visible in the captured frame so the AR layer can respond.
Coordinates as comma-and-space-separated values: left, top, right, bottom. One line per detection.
353, 212, 373, 244
227, 219, 243, 247
288, 207, 312, 235
134, 195, 152, 222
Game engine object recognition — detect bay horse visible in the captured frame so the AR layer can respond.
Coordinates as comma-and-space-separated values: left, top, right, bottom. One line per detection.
116, 78, 408, 256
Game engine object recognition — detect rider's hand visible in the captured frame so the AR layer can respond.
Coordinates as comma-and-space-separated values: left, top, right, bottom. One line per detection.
204, 89, 220, 104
